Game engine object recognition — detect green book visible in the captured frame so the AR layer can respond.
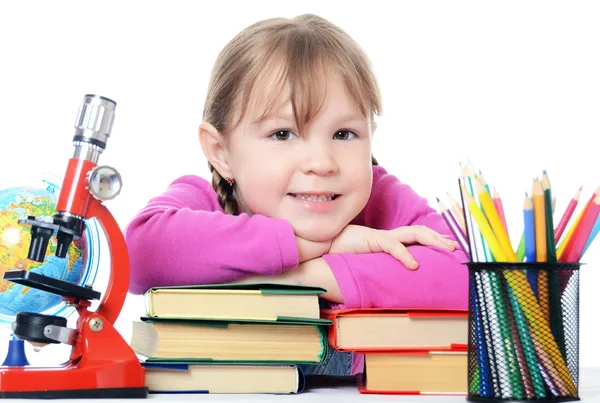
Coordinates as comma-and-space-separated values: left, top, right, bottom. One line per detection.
144, 283, 328, 323
131, 317, 328, 364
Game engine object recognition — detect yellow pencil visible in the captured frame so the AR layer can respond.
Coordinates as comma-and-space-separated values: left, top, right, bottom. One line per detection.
475, 179, 518, 261
533, 179, 547, 262
461, 186, 509, 262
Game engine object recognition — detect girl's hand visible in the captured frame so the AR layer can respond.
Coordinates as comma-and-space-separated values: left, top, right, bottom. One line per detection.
329, 225, 458, 270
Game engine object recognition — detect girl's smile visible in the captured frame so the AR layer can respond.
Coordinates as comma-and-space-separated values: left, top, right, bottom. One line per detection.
288, 192, 342, 214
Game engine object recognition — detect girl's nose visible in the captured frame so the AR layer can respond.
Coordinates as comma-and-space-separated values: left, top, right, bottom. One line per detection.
301, 144, 339, 176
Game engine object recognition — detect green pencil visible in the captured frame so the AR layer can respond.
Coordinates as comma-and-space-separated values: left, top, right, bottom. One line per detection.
543, 172, 566, 360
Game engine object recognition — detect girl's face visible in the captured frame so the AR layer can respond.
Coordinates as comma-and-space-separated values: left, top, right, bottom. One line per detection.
224, 75, 374, 242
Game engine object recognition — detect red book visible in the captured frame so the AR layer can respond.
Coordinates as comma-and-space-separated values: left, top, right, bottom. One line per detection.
321, 308, 468, 352
358, 345, 468, 395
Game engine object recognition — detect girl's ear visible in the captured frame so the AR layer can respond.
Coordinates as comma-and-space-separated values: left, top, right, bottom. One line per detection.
198, 122, 233, 179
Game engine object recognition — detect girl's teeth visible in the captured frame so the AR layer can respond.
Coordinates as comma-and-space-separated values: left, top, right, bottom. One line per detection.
293, 194, 334, 202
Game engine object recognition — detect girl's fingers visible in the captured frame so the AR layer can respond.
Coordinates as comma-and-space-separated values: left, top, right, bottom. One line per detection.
380, 238, 418, 270
391, 226, 457, 252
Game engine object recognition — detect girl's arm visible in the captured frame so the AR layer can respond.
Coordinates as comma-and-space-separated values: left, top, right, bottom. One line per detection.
235, 167, 468, 309
320, 166, 469, 309
232, 257, 343, 302
125, 175, 311, 294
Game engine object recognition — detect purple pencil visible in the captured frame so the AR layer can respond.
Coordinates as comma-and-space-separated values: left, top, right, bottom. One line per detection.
437, 197, 470, 259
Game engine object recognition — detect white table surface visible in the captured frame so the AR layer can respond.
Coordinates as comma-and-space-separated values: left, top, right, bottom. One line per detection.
2, 367, 597, 402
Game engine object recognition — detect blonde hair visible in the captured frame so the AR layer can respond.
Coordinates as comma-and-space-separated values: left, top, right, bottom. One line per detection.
203, 14, 382, 215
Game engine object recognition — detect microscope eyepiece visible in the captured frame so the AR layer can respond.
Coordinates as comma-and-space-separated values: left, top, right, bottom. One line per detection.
73, 94, 117, 151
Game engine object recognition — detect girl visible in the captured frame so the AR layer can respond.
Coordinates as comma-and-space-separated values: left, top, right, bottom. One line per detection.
126, 14, 468, 377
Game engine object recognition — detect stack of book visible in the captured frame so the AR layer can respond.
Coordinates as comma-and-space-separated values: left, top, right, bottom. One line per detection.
130, 283, 331, 394
321, 308, 469, 395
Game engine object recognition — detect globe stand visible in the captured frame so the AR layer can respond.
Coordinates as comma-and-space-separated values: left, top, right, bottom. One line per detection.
0, 95, 147, 399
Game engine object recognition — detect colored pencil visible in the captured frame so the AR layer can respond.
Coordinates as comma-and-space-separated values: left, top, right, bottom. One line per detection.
479, 171, 492, 196
502, 270, 576, 394
462, 186, 509, 262
447, 192, 467, 233
474, 271, 501, 395
532, 179, 547, 262
543, 172, 557, 262
542, 172, 566, 360
437, 197, 470, 258
532, 179, 550, 323
481, 272, 512, 398
524, 194, 536, 263
459, 164, 478, 262
581, 214, 600, 258
507, 286, 546, 398
524, 194, 538, 297
470, 273, 492, 397
529, 331, 569, 396
558, 186, 599, 261
475, 179, 517, 261
516, 234, 525, 261
493, 187, 509, 235
453, 162, 585, 400
561, 193, 600, 262
466, 162, 491, 261
555, 186, 582, 244
506, 300, 533, 399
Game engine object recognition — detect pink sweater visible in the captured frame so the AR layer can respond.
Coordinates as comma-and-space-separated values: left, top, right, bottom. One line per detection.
125, 165, 469, 374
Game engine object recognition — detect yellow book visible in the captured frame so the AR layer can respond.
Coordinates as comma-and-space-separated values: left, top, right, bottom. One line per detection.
144, 364, 304, 394
144, 283, 325, 321
131, 319, 328, 364
360, 350, 468, 394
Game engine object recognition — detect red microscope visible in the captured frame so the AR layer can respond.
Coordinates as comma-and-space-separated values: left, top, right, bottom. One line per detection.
0, 95, 147, 398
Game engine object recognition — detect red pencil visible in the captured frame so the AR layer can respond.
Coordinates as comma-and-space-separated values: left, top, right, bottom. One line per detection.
559, 186, 600, 262
554, 186, 582, 244
561, 192, 600, 262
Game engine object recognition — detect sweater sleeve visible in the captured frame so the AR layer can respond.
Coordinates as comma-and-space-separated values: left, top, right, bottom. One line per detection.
125, 175, 299, 295
322, 166, 469, 309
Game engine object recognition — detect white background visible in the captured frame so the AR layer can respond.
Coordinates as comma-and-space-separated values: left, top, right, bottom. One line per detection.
0, 1, 598, 368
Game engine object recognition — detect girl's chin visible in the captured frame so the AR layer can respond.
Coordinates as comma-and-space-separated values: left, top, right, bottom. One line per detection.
291, 222, 345, 243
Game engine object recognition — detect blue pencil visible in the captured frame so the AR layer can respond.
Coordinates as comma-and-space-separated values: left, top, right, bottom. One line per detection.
581, 214, 600, 258
524, 193, 538, 297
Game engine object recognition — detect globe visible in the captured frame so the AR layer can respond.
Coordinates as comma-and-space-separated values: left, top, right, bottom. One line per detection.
0, 176, 100, 327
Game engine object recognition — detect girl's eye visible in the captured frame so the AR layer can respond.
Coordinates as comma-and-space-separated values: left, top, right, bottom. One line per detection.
333, 130, 357, 140
270, 130, 297, 141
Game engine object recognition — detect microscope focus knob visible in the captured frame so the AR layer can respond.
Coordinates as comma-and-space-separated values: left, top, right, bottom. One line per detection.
87, 165, 123, 201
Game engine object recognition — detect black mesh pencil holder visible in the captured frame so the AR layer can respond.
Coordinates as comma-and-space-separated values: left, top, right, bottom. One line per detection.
466, 262, 580, 403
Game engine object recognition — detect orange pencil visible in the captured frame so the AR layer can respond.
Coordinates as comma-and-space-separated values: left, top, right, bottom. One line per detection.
533, 179, 549, 323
